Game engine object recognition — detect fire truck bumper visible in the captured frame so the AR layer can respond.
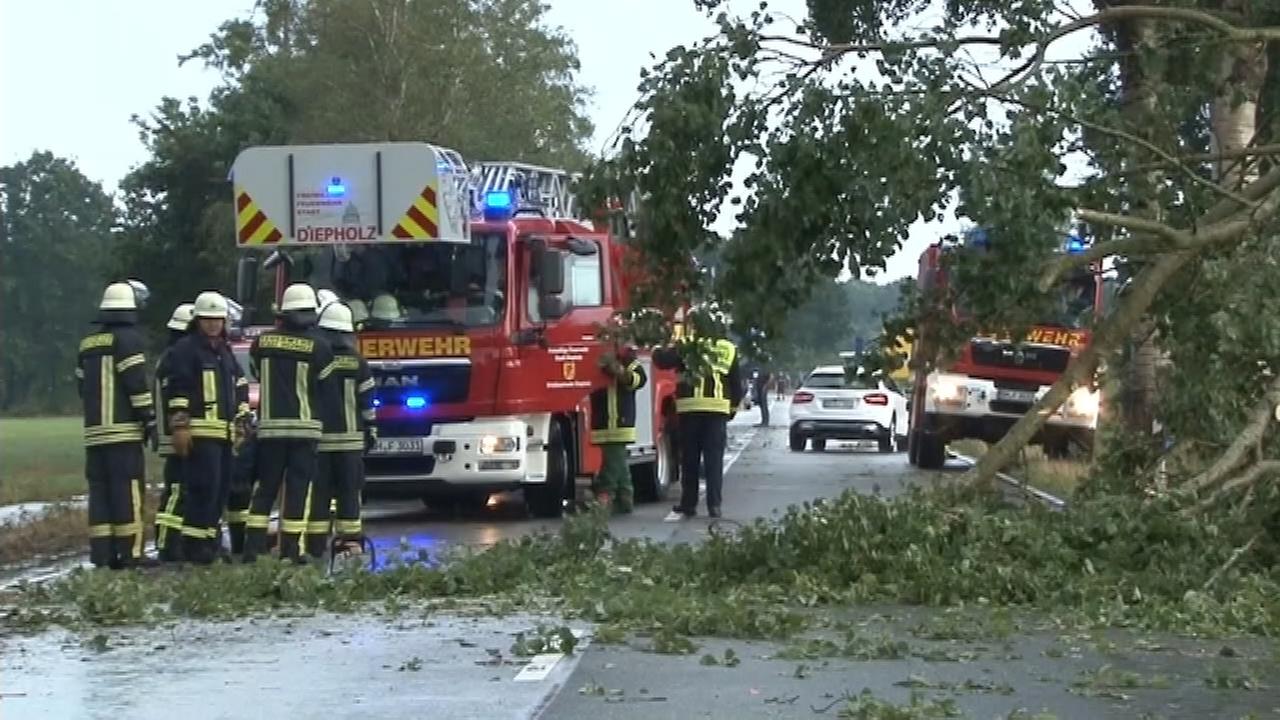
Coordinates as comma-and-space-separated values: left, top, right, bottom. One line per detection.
921, 372, 1099, 442
363, 417, 535, 495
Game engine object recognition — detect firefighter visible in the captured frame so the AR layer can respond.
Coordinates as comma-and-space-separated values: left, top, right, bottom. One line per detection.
153, 301, 195, 562
167, 292, 247, 565
589, 344, 646, 515
305, 301, 376, 559
244, 283, 335, 563
77, 281, 156, 569
655, 308, 744, 521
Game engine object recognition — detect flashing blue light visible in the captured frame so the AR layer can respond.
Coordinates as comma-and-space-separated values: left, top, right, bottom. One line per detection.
1065, 235, 1086, 254
372, 398, 382, 408
327, 177, 346, 196
404, 395, 427, 410
484, 190, 513, 210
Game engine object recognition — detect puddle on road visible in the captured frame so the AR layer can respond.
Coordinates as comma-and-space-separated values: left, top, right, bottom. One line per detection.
0, 612, 586, 720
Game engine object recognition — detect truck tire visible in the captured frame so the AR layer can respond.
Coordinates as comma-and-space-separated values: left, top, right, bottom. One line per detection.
527, 422, 569, 518
812, 438, 827, 452
914, 430, 946, 470
634, 430, 676, 502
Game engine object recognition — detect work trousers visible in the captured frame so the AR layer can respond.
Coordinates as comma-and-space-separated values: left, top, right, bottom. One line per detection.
86, 443, 146, 569
182, 440, 233, 565
155, 456, 185, 561
756, 392, 770, 426
245, 438, 317, 562
226, 437, 257, 555
676, 411, 728, 515
306, 450, 365, 558
592, 443, 633, 512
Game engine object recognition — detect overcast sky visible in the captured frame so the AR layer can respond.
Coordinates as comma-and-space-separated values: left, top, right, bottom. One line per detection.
0, 0, 1091, 283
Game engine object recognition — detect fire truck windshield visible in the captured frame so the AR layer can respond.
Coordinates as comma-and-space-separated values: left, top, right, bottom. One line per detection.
1041, 271, 1097, 329
288, 232, 508, 328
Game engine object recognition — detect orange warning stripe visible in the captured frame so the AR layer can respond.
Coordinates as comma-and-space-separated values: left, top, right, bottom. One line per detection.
235, 188, 283, 245
390, 185, 439, 240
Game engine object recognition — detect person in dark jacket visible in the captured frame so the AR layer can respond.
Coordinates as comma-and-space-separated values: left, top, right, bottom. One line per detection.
153, 302, 194, 562
166, 291, 248, 565
306, 301, 375, 559
77, 281, 156, 568
244, 283, 335, 563
589, 344, 646, 515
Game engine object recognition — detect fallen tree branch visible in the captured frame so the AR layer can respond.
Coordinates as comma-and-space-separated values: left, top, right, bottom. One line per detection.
1188, 375, 1280, 492
1192, 460, 1280, 512
1203, 531, 1261, 591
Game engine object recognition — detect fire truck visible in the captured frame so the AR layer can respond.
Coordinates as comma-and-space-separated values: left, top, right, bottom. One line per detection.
907, 229, 1104, 469
228, 142, 679, 517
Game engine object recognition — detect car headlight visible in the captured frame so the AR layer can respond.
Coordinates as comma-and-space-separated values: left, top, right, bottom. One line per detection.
1065, 386, 1100, 418
479, 435, 520, 454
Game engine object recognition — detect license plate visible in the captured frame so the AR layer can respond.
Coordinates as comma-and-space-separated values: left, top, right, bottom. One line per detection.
370, 437, 426, 455
824, 399, 856, 409
996, 389, 1036, 403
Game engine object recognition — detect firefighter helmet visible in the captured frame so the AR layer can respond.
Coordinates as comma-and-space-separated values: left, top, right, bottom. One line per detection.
167, 303, 196, 331
280, 283, 319, 313
193, 291, 229, 319
126, 279, 151, 309
348, 299, 370, 325
317, 288, 339, 310
99, 282, 138, 311
318, 302, 355, 333
371, 293, 403, 322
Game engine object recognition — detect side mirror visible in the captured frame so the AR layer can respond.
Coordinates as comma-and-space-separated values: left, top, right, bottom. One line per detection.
537, 248, 565, 296
539, 295, 568, 320
236, 256, 259, 305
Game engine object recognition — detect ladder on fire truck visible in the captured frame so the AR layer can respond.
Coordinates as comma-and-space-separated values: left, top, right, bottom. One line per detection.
473, 162, 582, 219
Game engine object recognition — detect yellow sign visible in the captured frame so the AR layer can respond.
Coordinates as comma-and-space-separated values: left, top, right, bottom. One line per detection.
358, 335, 472, 359
562, 361, 577, 381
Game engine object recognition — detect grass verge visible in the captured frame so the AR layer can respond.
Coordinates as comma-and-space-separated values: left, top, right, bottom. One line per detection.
6, 484, 1280, 644
950, 439, 1088, 500
0, 416, 163, 505
0, 504, 90, 566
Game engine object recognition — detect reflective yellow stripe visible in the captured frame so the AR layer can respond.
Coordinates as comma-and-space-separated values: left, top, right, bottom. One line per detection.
130, 392, 152, 408
592, 427, 637, 443
89, 523, 112, 538
203, 369, 218, 421
117, 354, 145, 372
297, 360, 311, 421
169, 397, 189, 409
101, 356, 113, 426
181, 525, 217, 539
225, 509, 250, 524
246, 514, 271, 529
306, 521, 331, 534
676, 396, 732, 414
131, 479, 142, 558
84, 425, 144, 445
281, 519, 308, 533
335, 519, 362, 535
357, 378, 375, 393
344, 378, 356, 434
319, 435, 365, 452
259, 357, 272, 420
318, 361, 336, 381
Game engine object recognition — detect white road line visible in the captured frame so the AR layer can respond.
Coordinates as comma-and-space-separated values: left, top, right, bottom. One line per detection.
724, 427, 757, 474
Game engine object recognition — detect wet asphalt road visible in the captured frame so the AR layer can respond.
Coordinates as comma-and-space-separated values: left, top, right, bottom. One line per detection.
6, 402, 1273, 718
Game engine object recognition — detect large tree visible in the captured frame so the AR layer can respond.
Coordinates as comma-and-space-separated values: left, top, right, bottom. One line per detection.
0, 152, 116, 413
582, 0, 1280, 497
118, 0, 595, 324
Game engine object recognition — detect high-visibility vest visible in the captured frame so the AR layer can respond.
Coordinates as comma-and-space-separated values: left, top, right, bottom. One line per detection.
674, 338, 737, 415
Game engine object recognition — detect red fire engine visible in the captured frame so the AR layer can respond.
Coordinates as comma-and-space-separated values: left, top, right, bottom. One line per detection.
229, 142, 679, 517
907, 229, 1104, 469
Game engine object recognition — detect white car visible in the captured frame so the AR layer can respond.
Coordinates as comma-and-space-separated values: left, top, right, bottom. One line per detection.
789, 365, 910, 453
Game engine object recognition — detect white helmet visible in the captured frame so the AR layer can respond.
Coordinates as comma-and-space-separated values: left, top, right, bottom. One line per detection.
99, 282, 138, 311
370, 293, 402, 322
126, 279, 151, 309
280, 283, 318, 313
348, 299, 370, 325
317, 288, 339, 310
167, 303, 196, 331
193, 291, 229, 319
318, 302, 355, 333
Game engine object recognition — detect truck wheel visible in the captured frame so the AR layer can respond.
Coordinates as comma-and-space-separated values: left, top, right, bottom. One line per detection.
635, 430, 676, 502
915, 431, 946, 470
527, 423, 569, 518
812, 438, 827, 452
789, 431, 805, 452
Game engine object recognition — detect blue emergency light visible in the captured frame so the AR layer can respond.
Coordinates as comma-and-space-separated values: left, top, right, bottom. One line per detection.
1064, 234, 1086, 254
404, 395, 428, 410
327, 177, 346, 196
482, 190, 515, 221
372, 398, 382, 408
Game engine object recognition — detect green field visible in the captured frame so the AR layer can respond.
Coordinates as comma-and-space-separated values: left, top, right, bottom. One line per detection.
0, 417, 163, 505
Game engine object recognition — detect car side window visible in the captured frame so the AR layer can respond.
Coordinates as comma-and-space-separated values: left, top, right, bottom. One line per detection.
883, 377, 900, 395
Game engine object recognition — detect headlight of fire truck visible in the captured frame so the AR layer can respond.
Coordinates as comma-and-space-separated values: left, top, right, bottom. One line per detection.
479, 435, 521, 454
927, 373, 968, 406
1063, 386, 1100, 421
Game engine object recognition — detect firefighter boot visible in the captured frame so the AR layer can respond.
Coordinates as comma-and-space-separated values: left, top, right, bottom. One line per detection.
184, 535, 216, 566
278, 533, 305, 564
305, 533, 329, 560
89, 536, 114, 569
228, 523, 247, 556
242, 528, 269, 563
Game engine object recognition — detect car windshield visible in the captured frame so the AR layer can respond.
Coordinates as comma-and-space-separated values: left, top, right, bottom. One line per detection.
805, 372, 878, 390
287, 231, 508, 328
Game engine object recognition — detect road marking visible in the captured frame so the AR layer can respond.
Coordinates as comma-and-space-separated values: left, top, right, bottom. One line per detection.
724, 427, 757, 474
513, 629, 590, 683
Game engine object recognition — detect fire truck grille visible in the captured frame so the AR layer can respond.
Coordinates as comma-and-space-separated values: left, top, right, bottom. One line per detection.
370, 362, 471, 408
969, 341, 1071, 373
